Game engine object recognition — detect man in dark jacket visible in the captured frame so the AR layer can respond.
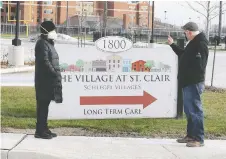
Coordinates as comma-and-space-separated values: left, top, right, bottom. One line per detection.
35, 21, 62, 139
168, 22, 209, 147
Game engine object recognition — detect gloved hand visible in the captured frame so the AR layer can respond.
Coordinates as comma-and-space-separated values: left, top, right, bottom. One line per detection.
53, 86, 63, 103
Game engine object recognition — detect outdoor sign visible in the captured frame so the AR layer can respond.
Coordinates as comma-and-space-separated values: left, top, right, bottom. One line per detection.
49, 36, 178, 119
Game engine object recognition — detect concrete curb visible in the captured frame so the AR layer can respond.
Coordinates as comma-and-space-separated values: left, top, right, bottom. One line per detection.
1, 66, 35, 74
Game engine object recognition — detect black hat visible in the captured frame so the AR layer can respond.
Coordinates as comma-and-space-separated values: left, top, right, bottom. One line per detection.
40, 21, 56, 34
182, 22, 199, 31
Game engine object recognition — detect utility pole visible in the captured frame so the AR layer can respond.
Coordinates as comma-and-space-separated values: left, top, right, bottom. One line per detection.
218, 1, 222, 38
103, 1, 107, 36
55, 1, 57, 24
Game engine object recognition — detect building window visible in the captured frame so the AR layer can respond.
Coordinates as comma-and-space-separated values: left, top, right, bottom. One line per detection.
118, 64, 120, 68
11, 7, 16, 12
44, 1, 52, 5
128, 1, 138, 4
44, 9, 53, 14
10, 15, 15, 20
118, 60, 120, 63
113, 60, 115, 63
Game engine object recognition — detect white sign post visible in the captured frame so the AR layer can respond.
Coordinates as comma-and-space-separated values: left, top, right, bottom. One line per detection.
49, 37, 178, 119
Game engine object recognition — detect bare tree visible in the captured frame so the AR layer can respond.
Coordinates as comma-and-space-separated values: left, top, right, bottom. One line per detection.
211, 24, 226, 34
98, 10, 104, 37
86, 20, 99, 30
182, 1, 226, 40
222, 26, 226, 34
78, 2, 87, 34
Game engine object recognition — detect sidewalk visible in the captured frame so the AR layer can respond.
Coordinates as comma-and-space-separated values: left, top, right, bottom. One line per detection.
1, 133, 226, 159
1, 66, 34, 74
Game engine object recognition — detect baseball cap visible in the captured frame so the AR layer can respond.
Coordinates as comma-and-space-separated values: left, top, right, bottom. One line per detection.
181, 22, 199, 31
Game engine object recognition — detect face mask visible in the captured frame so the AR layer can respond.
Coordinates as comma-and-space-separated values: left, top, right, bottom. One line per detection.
48, 30, 57, 40
40, 25, 57, 40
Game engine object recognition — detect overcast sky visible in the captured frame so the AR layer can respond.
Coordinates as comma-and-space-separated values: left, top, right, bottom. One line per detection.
154, 1, 225, 29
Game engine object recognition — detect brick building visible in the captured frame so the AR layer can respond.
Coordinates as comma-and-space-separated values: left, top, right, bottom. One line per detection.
1, 1, 152, 29
1, 1, 95, 25
95, 1, 152, 29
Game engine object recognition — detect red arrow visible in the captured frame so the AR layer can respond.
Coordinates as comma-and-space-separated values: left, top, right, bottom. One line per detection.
80, 91, 157, 109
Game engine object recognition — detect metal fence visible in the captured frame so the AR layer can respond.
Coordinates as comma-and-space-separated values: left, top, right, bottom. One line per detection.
1, 23, 183, 34
1, 23, 186, 43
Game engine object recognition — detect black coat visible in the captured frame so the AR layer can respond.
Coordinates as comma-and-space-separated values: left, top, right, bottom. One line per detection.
170, 32, 209, 87
35, 35, 62, 103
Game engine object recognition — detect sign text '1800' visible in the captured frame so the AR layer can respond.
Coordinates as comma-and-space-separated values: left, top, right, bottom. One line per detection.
103, 39, 126, 50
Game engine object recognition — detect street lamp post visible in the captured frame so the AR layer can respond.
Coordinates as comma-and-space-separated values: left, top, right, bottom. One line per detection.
164, 10, 167, 29
151, 1, 154, 43
164, 10, 167, 20
147, 1, 150, 44
197, 16, 200, 27
12, 1, 21, 46
9, 1, 24, 67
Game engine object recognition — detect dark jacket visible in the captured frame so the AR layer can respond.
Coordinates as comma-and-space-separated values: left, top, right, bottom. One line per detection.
35, 35, 62, 103
170, 32, 209, 87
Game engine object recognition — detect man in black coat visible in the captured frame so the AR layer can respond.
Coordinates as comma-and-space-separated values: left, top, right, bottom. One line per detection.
34, 21, 62, 139
168, 22, 209, 147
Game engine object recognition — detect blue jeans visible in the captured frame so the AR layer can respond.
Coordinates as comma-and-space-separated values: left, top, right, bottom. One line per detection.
182, 82, 205, 142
